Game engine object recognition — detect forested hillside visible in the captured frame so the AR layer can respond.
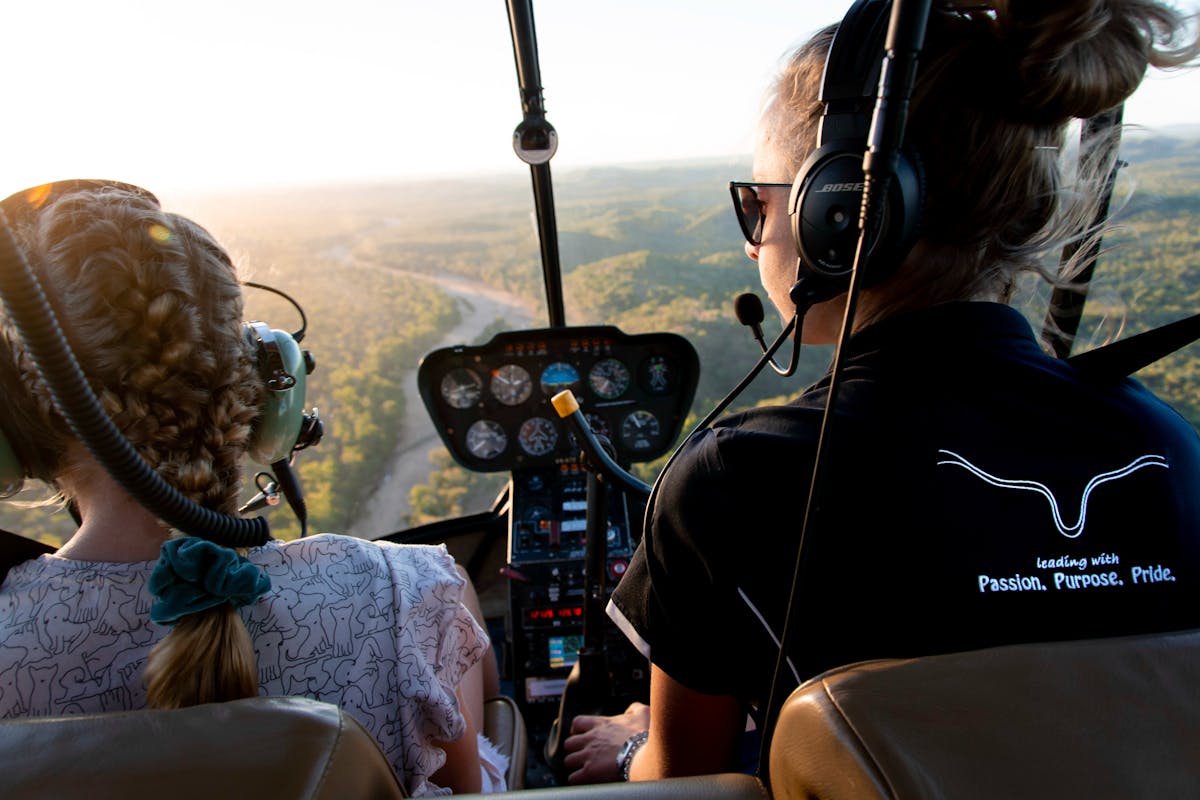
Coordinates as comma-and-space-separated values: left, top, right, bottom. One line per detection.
3, 131, 1199, 544
1069, 135, 1200, 424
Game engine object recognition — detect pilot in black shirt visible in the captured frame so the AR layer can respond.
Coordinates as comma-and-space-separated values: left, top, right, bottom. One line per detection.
609, 301, 1200, 714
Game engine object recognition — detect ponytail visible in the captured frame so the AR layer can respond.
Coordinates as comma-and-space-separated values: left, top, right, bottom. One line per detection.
144, 604, 259, 708
144, 537, 271, 708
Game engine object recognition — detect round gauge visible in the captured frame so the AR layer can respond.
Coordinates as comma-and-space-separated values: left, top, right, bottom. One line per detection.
440, 367, 482, 409
638, 355, 676, 396
620, 409, 661, 452
465, 419, 507, 460
589, 358, 631, 400
518, 416, 559, 457
490, 363, 533, 406
540, 361, 581, 396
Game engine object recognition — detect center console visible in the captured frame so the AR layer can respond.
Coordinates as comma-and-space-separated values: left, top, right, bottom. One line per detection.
417, 324, 699, 760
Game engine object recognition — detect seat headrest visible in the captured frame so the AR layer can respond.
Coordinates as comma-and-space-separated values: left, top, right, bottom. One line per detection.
769, 628, 1200, 800
0, 695, 408, 800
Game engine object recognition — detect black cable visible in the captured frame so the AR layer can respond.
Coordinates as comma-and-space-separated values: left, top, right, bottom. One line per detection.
244, 280, 309, 342
271, 458, 308, 538
692, 315, 799, 434
756, 0, 931, 781
756, 185, 883, 776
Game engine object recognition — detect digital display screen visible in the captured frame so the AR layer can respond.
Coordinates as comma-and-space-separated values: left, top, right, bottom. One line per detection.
526, 605, 584, 623
548, 634, 583, 669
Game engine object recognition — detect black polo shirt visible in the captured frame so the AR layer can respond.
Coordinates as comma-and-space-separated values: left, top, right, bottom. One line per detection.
609, 301, 1200, 712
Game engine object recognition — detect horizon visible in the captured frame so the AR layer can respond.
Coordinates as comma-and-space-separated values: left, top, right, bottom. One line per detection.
160, 123, 1200, 203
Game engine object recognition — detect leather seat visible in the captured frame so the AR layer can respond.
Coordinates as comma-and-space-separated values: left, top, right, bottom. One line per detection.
768, 627, 1200, 799
0, 694, 532, 799
0, 695, 407, 799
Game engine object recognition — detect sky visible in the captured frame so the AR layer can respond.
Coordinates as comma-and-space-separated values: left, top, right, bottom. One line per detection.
3, 0, 1200, 196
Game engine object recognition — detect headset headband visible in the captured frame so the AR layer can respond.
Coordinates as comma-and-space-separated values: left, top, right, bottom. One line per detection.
818, 0, 893, 144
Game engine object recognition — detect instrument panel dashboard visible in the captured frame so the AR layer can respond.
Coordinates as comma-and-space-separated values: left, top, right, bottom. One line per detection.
418, 325, 699, 472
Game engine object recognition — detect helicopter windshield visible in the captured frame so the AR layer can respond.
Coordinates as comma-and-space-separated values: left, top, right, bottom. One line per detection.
3, 1, 1200, 795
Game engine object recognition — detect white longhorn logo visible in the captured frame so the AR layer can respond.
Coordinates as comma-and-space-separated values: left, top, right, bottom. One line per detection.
936, 449, 1169, 538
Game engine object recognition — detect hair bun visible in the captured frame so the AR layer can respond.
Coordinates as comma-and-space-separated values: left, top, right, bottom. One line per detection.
991, 0, 1184, 124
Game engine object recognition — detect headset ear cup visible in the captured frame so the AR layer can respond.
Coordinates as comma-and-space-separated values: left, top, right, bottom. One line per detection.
789, 141, 924, 297
0, 428, 25, 498
245, 323, 308, 465
790, 142, 866, 280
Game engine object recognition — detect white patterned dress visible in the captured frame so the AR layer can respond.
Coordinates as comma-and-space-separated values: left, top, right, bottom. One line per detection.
0, 534, 505, 796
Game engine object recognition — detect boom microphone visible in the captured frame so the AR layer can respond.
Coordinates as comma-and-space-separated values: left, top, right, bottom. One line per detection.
734, 292, 800, 377
734, 292, 767, 345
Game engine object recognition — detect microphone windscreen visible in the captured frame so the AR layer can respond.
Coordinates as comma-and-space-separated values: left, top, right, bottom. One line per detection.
734, 292, 765, 327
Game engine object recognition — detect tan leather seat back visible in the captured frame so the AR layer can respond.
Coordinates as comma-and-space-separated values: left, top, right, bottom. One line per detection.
484, 694, 529, 790
769, 628, 1200, 800
0, 696, 407, 800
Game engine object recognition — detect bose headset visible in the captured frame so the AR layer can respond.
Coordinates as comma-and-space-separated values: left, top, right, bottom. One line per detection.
0, 180, 322, 546
788, 0, 925, 309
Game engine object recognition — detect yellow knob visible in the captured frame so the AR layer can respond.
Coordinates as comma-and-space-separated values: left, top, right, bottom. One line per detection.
551, 390, 580, 418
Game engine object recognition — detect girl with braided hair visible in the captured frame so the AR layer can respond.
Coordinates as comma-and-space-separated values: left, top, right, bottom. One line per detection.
565, 0, 1200, 784
0, 181, 506, 795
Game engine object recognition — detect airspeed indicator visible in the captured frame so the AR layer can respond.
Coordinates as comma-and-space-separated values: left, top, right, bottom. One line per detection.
440, 367, 482, 409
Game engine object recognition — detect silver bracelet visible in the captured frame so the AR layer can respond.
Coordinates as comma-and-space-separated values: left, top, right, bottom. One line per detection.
617, 729, 649, 781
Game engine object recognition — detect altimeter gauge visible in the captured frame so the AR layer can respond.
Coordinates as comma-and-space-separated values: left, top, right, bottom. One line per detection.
491, 363, 533, 406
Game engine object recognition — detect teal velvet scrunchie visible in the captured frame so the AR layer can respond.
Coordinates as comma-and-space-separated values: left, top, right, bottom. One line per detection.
149, 537, 272, 626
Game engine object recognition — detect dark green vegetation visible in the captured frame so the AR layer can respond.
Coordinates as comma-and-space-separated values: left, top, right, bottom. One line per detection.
3, 132, 1199, 545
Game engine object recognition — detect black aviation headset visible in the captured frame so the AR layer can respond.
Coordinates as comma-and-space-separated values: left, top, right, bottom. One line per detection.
734, 0, 926, 378
0, 179, 322, 545
786, 0, 925, 310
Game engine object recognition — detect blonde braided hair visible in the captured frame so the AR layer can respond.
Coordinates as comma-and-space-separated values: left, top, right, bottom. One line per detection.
0, 183, 267, 707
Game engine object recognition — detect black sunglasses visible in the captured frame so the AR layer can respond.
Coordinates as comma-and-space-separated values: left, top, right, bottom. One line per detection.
729, 181, 791, 247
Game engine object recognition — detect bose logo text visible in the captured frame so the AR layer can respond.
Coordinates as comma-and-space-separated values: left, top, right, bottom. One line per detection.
814, 182, 864, 193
